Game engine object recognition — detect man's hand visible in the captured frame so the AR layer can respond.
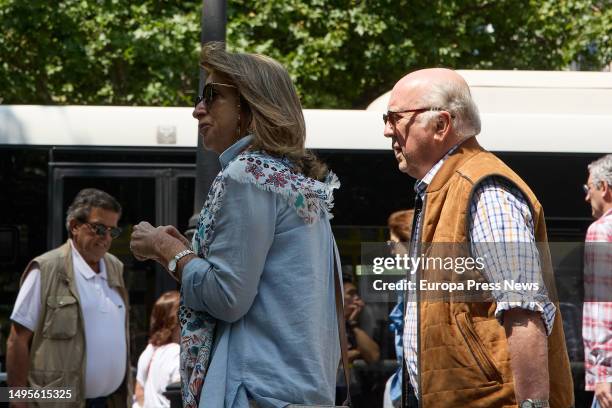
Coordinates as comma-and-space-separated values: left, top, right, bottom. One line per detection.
347, 298, 365, 322
595, 382, 612, 408
7, 323, 33, 408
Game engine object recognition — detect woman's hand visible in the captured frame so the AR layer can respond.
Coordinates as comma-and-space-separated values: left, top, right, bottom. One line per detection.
130, 221, 169, 263
160, 225, 192, 248
130, 221, 192, 271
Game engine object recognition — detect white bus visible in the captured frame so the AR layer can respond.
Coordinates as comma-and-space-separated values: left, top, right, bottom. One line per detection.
1, 70, 610, 403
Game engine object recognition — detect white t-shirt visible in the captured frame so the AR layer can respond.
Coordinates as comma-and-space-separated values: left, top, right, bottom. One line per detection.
11, 240, 127, 398
135, 343, 180, 408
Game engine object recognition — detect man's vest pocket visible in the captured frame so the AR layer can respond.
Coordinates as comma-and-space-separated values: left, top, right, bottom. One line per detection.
43, 296, 78, 339
455, 312, 503, 384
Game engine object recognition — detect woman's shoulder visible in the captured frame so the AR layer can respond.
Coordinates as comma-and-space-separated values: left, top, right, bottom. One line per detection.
139, 343, 155, 360
156, 342, 180, 360
224, 150, 340, 223
136, 343, 155, 376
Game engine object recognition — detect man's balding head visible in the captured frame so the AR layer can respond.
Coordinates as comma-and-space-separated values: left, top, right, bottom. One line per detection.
391, 68, 480, 140
384, 68, 481, 179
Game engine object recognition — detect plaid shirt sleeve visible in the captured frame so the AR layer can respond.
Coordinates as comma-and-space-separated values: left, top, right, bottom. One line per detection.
583, 211, 612, 388
469, 177, 556, 336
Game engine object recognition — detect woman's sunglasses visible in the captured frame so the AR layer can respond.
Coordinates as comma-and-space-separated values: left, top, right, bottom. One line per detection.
194, 82, 237, 109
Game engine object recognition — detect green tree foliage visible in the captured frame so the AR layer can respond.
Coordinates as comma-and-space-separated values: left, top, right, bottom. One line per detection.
0, 0, 201, 105
227, 0, 611, 108
0, 0, 609, 108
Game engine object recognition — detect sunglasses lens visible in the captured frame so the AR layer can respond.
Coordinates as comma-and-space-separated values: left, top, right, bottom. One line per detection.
383, 113, 388, 124
204, 84, 214, 104
92, 224, 105, 236
110, 227, 122, 239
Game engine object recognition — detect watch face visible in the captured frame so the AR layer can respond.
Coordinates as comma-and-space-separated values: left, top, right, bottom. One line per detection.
168, 258, 177, 272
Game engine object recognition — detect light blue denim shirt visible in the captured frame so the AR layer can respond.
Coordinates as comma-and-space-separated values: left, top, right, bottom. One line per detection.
182, 135, 341, 408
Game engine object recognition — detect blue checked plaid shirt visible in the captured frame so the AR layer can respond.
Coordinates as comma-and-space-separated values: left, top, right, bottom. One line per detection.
402, 144, 556, 399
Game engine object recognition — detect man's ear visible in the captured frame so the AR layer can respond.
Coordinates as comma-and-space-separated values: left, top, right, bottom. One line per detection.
68, 219, 80, 236
602, 181, 612, 198
432, 111, 452, 142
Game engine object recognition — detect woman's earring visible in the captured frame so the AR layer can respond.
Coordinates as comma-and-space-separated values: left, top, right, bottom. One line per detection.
237, 103, 241, 138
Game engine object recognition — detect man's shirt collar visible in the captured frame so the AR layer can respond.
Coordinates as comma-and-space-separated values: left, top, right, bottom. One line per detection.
414, 144, 461, 198
219, 135, 254, 169
69, 239, 107, 280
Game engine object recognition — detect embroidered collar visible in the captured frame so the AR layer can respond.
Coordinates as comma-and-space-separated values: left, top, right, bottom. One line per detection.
227, 150, 339, 223
219, 135, 254, 169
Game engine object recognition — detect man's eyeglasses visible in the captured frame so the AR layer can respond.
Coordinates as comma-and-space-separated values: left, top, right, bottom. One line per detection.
583, 182, 601, 195
85, 222, 122, 239
383, 107, 453, 126
194, 82, 237, 109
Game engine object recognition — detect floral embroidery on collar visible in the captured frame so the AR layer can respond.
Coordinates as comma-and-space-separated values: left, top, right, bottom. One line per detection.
230, 151, 339, 223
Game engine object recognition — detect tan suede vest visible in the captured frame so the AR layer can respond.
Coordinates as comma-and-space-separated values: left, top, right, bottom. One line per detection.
21, 241, 132, 408
416, 138, 574, 408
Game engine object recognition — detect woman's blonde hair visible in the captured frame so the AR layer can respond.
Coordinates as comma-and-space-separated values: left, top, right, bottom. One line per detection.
200, 42, 328, 180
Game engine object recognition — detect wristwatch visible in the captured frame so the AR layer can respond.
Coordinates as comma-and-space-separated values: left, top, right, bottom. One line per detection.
168, 249, 195, 273
519, 399, 549, 408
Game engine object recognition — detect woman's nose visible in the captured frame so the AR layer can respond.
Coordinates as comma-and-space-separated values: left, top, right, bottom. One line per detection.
192, 101, 207, 119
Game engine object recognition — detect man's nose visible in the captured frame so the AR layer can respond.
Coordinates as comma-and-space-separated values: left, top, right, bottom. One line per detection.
383, 121, 394, 138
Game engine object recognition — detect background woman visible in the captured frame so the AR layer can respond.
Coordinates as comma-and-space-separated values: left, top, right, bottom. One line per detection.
383, 209, 414, 408
134, 291, 180, 408
130, 42, 341, 408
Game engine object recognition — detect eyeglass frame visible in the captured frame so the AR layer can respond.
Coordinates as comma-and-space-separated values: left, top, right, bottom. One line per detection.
583, 181, 603, 195
383, 107, 455, 126
83, 222, 122, 239
194, 82, 237, 109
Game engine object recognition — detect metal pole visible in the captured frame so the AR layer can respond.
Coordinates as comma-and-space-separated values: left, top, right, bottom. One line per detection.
188, 0, 227, 237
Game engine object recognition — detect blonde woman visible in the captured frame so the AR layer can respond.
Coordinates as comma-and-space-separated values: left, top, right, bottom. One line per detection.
130, 43, 341, 408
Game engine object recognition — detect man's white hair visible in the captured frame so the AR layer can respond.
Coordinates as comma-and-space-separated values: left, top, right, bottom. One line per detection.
417, 80, 481, 141
588, 153, 612, 186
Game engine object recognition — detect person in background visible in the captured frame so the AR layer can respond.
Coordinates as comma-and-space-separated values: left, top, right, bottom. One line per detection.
336, 275, 380, 406
133, 291, 180, 408
343, 276, 380, 364
582, 153, 612, 408
7, 188, 131, 408
383, 210, 414, 408
129, 42, 341, 408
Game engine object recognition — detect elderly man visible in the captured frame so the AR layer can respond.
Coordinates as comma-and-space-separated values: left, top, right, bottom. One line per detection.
582, 154, 612, 408
7, 188, 131, 408
383, 68, 573, 408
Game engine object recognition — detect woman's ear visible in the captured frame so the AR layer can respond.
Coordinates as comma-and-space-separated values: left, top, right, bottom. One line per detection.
242, 102, 253, 134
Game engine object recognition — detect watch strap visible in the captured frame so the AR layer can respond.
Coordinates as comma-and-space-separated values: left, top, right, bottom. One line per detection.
520, 399, 549, 408
174, 249, 195, 263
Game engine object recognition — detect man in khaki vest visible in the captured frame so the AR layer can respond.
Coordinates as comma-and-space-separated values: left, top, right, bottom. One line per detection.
6, 188, 132, 408
383, 69, 573, 407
